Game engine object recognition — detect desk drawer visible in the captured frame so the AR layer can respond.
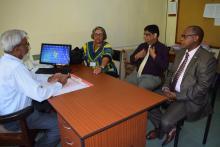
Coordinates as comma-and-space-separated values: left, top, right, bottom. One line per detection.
58, 114, 82, 147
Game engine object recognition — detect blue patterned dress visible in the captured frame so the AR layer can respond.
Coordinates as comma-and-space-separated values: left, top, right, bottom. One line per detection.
82, 41, 118, 76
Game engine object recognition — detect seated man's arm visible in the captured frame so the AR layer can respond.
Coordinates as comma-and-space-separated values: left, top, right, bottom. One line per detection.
14, 65, 62, 102
130, 44, 146, 64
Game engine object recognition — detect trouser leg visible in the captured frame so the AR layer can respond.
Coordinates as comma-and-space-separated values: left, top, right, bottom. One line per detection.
138, 74, 161, 90
26, 110, 60, 147
148, 106, 162, 129
32, 100, 53, 113
148, 105, 164, 139
148, 101, 187, 138
160, 101, 186, 135
125, 70, 138, 85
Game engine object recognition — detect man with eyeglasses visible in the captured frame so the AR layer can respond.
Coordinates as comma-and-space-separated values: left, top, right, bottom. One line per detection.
126, 24, 169, 90
147, 26, 217, 146
0, 29, 70, 147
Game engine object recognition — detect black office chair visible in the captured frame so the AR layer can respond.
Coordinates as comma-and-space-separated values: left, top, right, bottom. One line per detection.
174, 73, 220, 147
112, 49, 123, 78
0, 106, 38, 147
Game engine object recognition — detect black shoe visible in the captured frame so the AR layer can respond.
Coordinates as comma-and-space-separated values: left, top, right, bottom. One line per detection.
146, 129, 159, 140
162, 128, 176, 146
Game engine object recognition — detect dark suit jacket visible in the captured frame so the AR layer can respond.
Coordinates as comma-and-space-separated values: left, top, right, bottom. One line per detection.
217, 53, 220, 74
130, 41, 169, 77
163, 47, 216, 121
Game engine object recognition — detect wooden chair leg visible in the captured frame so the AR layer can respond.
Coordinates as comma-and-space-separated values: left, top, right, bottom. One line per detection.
19, 119, 33, 147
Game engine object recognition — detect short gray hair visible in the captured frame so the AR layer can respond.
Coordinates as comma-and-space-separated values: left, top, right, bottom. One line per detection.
0, 29, 28, 52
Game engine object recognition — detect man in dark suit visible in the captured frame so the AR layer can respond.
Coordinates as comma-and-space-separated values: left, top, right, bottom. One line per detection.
146, 26, 217, 146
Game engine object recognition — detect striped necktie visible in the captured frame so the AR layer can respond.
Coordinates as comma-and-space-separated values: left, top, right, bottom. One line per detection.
170, 52, 189, 92
137, 45, 151, 77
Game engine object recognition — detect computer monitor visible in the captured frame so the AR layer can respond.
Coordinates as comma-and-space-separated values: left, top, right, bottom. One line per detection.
40, 43, 71, 65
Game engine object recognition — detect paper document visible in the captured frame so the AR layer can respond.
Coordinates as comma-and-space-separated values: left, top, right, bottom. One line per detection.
168, 2, 177, 15
203, 4, 220, 18
53, 74, 93, 96
214, 18, 220, 26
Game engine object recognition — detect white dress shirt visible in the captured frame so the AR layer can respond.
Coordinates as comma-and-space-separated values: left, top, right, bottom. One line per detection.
0, 54, 62, 115
175, 46, 200, 92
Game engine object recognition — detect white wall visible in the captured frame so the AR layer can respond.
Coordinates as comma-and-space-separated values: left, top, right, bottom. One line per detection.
165, 0, 177, 46
0, 0, 167, 56
166, 16, 177, 46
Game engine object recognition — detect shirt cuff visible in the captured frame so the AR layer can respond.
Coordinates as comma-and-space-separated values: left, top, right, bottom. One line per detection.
162, 86, 170, 92
55, 82, 63, 87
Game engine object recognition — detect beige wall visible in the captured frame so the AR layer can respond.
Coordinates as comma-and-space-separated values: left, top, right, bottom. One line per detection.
0, 50, 3, 56
166, 16, 177, 46
0, 0, 167, 56
165, 0, 177, 46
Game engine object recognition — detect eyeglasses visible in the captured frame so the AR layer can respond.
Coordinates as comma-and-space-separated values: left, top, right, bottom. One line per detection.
144, 33, 152, 36
94, 33, 103, 37
181, 34, 197, 39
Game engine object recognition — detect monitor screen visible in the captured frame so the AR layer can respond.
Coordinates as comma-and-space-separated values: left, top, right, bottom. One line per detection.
40, 43, 71, 65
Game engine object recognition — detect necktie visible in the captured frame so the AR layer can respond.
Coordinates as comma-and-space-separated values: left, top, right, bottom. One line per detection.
170, 52, 189, 91
137, 45, 151, 77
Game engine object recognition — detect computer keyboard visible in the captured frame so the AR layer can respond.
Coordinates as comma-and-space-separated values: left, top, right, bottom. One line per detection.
35, 67, 70, 74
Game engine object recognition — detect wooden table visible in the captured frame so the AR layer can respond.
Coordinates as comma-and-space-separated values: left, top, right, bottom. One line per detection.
49, 65, 167, 147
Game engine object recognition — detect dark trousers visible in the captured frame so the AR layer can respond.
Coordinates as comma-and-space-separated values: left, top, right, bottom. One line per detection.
4, 109, 60, 147
32, 100, 53, 113
148, 101, 187, 138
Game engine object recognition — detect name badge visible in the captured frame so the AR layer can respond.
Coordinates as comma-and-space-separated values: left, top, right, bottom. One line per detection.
90, 62, 96, 67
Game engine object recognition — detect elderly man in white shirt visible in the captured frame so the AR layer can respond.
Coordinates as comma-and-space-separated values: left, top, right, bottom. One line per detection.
0, 29, 69, 147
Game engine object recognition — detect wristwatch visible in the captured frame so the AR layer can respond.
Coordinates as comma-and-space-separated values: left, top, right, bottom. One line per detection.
100, 66, 105, 71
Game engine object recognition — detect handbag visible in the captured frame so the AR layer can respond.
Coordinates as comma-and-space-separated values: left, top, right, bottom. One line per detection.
70, 47, 84, 64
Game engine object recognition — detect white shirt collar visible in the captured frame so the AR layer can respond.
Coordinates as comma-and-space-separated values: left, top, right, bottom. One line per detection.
3, 53, 23, 63
186, 45, 200, 56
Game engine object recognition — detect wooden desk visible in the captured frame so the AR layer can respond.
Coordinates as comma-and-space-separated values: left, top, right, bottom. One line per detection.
49, 65, 166, 147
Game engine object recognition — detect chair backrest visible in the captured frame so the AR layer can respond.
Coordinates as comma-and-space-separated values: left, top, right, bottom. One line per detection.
210, 73, 220, 108
0, 106, 33, 123
112, 49, 121, 62
0, 124, 15, 133
0, 106, 35, 147
112, 48, 136, 80
112, 49, 123, 79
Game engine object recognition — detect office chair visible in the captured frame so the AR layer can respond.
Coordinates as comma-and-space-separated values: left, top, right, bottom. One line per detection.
112, 49, 123, 78
0, 106, 38, 147
174, 73, 220, 147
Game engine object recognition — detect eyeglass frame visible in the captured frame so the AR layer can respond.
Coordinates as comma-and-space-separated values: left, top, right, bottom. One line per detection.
144, 32, 153, 36
181, 33, 197, 39
94, 33, 104, 37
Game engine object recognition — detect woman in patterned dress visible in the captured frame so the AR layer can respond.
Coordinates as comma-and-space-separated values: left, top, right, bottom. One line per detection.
82, 26, 118, 77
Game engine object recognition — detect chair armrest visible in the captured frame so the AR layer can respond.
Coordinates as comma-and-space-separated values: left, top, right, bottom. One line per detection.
124, 62, 136, 76
0, 106, 34, 123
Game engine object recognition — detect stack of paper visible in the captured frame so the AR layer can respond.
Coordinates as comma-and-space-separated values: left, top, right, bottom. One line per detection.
54, 74, 93, 96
